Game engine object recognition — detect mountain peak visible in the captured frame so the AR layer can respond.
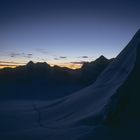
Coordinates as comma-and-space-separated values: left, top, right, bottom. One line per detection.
98, 55, 107, 60
95, 55, 108, 63
81, 55, 111, 71
27, 61, 34, 66
26, 61, 51, 69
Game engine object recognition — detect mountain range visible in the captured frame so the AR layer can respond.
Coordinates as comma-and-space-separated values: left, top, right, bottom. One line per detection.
0, 29, 140, 140
0, 55, 113, 99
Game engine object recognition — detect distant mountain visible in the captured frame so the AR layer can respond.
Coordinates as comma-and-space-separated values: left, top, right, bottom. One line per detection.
24, 29, 139, 140
0, 56, 113, 99
79, 55, 114, 84
1, 30, 140, 140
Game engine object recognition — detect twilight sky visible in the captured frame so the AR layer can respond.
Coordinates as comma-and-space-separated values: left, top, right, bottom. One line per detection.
0, 0, 140, 69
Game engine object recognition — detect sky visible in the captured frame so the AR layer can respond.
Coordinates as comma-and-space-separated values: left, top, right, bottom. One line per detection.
0, 0, 140, 69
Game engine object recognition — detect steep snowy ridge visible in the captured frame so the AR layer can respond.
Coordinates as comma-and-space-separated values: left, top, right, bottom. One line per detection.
38, 29, 138, 128
0, 30, 140, 140
104, 29, 140, 127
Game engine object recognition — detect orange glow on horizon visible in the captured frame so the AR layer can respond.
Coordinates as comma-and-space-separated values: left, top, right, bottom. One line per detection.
0, 62, 82, 70
0, 65, 17, 69
0, 61, 26, 69
50, 63, 82, 69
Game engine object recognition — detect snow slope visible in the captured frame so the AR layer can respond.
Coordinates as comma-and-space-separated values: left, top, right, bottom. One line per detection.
0, 29, 140, 140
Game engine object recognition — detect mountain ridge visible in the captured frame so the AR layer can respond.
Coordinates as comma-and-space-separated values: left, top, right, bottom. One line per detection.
0, 30, 140, 140
104, 29, 140, 127
0, 55, 113, 99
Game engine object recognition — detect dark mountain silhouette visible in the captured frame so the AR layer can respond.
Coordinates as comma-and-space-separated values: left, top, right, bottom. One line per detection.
79, 55, 113, 84
82, 29, 140, 140
103, 29, 140, 137
0, 30, 140, 140
0, 56, 113, 99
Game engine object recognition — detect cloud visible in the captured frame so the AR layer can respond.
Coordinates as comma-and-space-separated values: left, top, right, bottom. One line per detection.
41, 59, 46, 61
70, 61, 87, 65
81, 56, 89, 58
54, 58, 59, 60
54, 56, 67, 60
0, 61, 26, 68
27, 54, 32, 58
0, 64, 18, 67
10, 53, 20, 57
59, 56, 67, 59
10, 53, 33, 58
0, 61, 25, 65
77, 56, 89, 59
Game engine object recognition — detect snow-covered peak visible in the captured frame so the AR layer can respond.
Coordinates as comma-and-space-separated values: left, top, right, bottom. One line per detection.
1, 29, 140, 140
37, 29, 139, 129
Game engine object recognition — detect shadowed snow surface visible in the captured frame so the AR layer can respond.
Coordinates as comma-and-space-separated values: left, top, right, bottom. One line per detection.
0, 30, 140, 140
